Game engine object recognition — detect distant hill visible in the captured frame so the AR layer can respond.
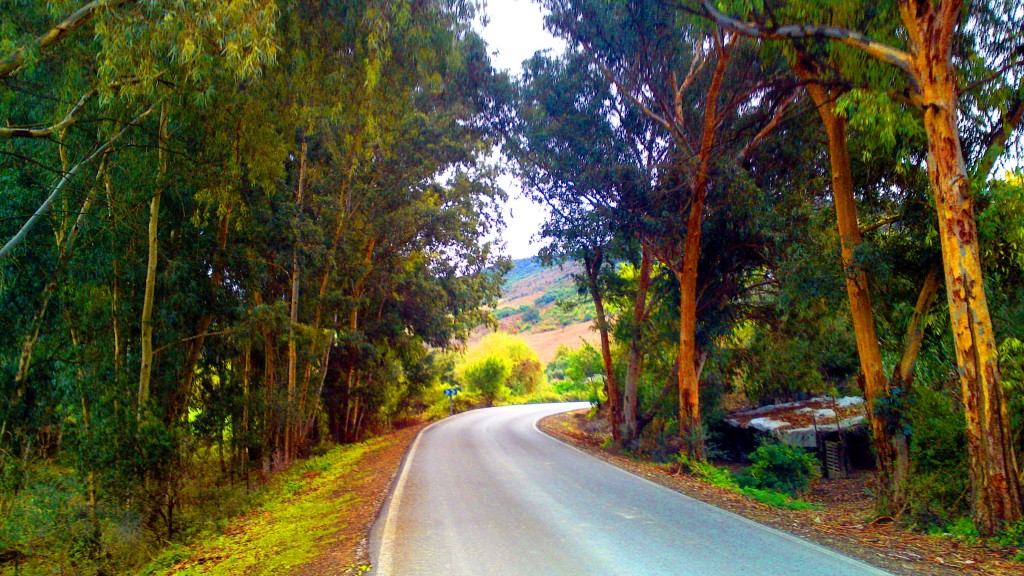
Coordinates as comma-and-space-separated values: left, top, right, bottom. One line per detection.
472, 257, 598, 363
501, 257, 579, 301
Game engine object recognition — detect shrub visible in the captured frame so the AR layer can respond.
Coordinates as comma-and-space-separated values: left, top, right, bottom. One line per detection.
737, 442, 819, 496
996, 519, 1024, 548
463, 356, 511, 406
906, 381, 969, 527
674, 452, 820, 510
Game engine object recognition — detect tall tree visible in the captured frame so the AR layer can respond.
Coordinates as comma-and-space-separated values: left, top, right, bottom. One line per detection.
705, 0, 1024, 534
543, 0, 795, 458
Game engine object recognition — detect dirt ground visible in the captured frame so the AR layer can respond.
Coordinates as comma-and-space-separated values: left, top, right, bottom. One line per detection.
538, 410, 1024, 576
291, 423, 425, 576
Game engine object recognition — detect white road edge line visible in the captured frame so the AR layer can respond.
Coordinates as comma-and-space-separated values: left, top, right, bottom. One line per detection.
531, 406, 893, 576
374, 417, 442, 576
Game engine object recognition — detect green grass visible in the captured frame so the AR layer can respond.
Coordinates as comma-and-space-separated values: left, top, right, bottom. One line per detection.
739, 487, 821, 511
675, 453, 821, 511
137, 436, 394, 576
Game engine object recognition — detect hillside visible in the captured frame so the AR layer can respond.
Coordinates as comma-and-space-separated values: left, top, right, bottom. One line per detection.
474, 258, 598, 362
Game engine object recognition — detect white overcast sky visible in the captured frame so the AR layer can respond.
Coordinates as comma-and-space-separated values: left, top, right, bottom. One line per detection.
476, 0, 566, 260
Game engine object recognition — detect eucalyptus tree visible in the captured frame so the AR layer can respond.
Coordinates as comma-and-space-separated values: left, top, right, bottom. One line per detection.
1, 0, 510, 563
704, 0, 1024, 535
540, 0, 796, 458
507, 50, 651, 441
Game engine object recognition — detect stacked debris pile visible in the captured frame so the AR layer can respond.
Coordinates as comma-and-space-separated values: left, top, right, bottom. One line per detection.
722, 397, 875, 472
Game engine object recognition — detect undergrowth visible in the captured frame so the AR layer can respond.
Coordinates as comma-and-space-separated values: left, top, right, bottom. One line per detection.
675, 452, 822, 512
138, 436, 393, 576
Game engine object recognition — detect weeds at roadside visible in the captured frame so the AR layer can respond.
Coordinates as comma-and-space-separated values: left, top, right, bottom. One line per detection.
673, 452, 821, 511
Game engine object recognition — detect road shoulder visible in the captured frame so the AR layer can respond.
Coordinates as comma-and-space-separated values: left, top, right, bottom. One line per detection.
538, 410, 1020, 576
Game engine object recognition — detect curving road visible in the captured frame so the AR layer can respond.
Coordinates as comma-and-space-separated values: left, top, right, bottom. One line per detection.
370, 403, 889, 576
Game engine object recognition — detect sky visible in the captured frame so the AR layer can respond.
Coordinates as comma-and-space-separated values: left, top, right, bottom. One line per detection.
475, 0, 566, 260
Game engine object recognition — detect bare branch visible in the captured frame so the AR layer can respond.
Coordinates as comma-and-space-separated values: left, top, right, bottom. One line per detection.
0, 90, 96, 138
700, 0, 917, 89
584, 45, 675, 136
738, 89, 799, 162
973, 96, 1024, 181
860, 214, 903, 235
0, 106, 153, 260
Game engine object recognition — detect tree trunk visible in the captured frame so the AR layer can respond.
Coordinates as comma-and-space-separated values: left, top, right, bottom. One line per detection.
138, 106, 167, 416
261, 321, 277, 471
673, 40, 731, 461
899, 0, 1023, 534
584, 251, 621, 442
623, 248, 653, 442
13, 164, 101, 398
894, 268, 941, 385
798, 73, 909, 514
286, 140, 308, 463
105, 166, 122, 381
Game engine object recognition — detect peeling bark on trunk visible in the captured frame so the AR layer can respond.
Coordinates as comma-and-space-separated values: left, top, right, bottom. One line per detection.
674, 40, 731, 461
676, 231, 704, 460
899, 0, 1023, 534
704, 0, 1021, 528
623, 249, 653, 442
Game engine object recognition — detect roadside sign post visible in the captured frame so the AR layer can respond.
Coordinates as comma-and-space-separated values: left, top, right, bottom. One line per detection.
443, 386, 460, 416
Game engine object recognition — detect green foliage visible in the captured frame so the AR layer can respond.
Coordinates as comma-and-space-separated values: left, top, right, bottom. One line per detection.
928, 517, 980, 543
995, 519, 1024, 549
0, 0, 503, 571
674, 451, 820, 510
546, 344, 604, 401
675, 453, 738, 490
462, 356, 512, 406
138, 436, 393, 576
494, 304, 531, 319
906, 382, 969, 527
738, 487, 821, 511
460, 333, 547, 398
735, 442, 820, 497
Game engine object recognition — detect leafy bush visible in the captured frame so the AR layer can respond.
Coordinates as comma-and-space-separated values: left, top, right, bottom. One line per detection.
674, 452, 820, 510
463, 356, 511, 406
675, 452, 737, 489
493, 305, 530, 319
736, 442, 820, 496
459, 333, 546, 397
547, 344, 604, 399
521, 307, 541, 323
906, 381, 969, 527
996, 519, 1024, 548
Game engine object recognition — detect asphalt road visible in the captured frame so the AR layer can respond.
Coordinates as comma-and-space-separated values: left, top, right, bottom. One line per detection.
369, 403, 890, 576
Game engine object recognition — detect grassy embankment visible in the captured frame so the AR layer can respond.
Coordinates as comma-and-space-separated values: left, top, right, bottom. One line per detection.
138, 432, 408, 576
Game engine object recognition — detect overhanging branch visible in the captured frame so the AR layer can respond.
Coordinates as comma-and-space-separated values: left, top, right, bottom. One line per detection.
0, 89, 96, 138
700, 0, 918, 92
0, 0, 137, 81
